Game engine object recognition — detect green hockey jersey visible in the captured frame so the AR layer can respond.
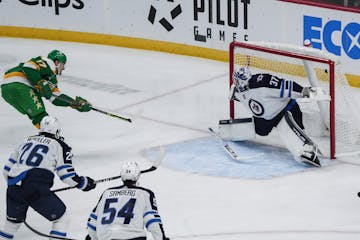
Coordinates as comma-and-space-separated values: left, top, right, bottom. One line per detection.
3, 56, 59, 92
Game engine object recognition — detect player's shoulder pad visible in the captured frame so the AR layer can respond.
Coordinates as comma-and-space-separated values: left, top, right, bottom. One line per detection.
43, 57, 56, 69
91, 189, 108, 213
133, 185, 155, 194
129, 186, 158, 209
108, 185, 126, 191
110, 185, 156, 196
23, 58, 40, 70
56, 138, 72, 152
249, 73, 280, 89
39, 132, 72, 152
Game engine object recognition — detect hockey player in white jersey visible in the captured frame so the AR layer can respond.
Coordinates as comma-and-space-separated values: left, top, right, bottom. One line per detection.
229, 66, 327, 167
0, 116, 96, 240
86, 161, 170, 240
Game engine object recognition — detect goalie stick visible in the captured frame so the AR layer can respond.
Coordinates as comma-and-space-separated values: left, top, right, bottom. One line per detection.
53, 146, 165, 193
208, 127, 263, 161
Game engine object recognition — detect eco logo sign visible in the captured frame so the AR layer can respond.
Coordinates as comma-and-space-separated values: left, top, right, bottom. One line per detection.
304, 15, 360, 60
147, 0, 182, 31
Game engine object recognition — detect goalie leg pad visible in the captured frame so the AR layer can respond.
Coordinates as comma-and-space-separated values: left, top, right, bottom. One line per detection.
302, 109, 328, 137
277, 111, 321, 167
299, 144, 321, 167
283, 110, 314, 146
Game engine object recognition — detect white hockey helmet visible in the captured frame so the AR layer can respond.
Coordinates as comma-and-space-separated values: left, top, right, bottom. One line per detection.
233, 66, 252, 92
40, 116, 61, 139
120, 161, 141, 182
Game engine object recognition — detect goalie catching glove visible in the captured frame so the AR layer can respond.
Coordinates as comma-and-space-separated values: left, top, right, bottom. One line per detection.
71, 96, 92, 112
301, 87, 331, 102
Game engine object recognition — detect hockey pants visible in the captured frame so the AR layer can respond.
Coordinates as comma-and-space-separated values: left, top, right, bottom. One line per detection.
1, 82, 48, 127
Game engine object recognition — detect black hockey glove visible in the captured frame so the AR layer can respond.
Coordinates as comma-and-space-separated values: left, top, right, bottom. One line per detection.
85, 234, 91, 240
80, 176, 96, 192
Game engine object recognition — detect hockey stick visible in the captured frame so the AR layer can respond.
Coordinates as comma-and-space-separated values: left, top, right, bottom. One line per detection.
24, 221, 78, 240
53, 167, 157, 193
52, 94, 132, 122
208, 127, 263, 161
53, 175, 123, 193
53, 147, 165, 193
91, 107, 132, 122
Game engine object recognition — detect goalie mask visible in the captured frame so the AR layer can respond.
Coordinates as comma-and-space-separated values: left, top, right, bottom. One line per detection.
121, 161, 141, 182
40, 116, 61, 139
233, 66, 252, 92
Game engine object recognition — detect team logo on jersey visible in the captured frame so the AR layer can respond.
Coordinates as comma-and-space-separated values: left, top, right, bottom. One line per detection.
147, 0, 182, 32
256, 75, 264, 82
248, 99, 264, 116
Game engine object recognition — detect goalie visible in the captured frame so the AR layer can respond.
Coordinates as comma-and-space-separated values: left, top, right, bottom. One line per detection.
229, 66, 330, 167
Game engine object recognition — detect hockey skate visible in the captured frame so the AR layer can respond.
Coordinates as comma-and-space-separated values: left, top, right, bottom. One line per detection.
300, 144, 321, 167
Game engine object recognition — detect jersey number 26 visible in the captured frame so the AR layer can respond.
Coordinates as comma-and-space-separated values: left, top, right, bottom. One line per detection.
19, 143, 49, 167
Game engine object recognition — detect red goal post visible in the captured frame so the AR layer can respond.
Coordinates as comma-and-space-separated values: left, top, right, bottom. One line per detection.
229, 41, 360, 160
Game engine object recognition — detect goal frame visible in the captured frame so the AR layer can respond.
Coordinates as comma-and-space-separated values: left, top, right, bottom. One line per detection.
229, 41, 336, 159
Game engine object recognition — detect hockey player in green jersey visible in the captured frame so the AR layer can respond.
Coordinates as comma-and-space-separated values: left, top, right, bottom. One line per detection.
1, 50, 91, 128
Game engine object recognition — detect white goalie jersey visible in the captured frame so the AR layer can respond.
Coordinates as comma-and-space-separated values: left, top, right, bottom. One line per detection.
233, 73, 305, 120
87, 185, 167, 240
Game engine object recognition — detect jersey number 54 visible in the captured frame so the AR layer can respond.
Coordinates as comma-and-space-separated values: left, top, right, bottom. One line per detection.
101, 198, 137, 225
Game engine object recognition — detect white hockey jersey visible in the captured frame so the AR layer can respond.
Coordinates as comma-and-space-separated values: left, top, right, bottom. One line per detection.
2, 132, 86, 189
87, 185, 167, 240
234, 73, 304, 120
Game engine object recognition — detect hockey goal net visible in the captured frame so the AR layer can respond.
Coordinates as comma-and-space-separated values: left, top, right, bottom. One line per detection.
229, 41, 360, 159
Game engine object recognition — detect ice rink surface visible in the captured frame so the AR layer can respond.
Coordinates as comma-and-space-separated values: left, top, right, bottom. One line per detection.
1, 37, 360, 240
